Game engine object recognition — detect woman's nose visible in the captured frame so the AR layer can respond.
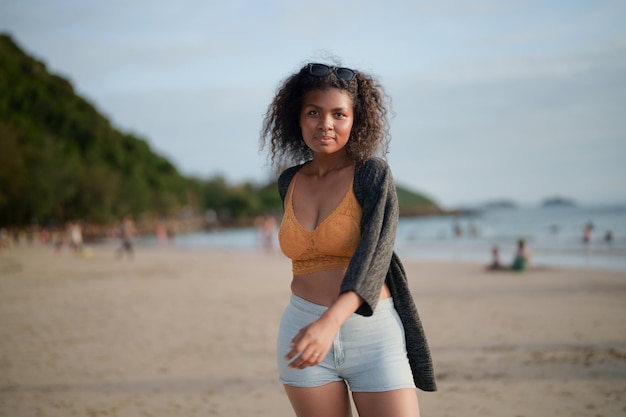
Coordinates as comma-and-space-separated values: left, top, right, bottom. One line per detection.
318, 114, 333, 130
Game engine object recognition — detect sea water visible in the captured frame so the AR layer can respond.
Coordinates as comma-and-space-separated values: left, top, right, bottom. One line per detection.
139, 205, 626, 273
394, 205, 626, 272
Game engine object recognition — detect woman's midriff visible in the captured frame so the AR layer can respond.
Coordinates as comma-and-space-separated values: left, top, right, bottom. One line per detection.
291, 269, 391, 307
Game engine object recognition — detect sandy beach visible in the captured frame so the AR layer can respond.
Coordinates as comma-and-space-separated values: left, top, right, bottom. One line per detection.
1, 244, 625, 417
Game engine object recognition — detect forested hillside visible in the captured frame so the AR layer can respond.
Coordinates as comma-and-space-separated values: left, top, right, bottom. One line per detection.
0, 33, 194, 226
0, 33, 440, 231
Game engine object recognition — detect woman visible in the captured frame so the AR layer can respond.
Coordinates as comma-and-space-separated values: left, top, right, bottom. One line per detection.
511, 238, 531, 271
260, 62, 436, 417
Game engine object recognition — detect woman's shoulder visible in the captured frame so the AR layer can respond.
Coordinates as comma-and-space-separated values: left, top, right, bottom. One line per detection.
353, 157, 394, 204
277, 163, 306, 201
278, 164, 302, 183
355, 157, 392, 182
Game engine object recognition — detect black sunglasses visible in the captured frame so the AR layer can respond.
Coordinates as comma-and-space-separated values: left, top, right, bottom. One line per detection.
307, 63, 357, 81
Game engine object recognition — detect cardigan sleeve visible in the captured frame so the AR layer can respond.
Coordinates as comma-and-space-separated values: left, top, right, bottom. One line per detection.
277, 164, 303, 203
340, 158, 399, 316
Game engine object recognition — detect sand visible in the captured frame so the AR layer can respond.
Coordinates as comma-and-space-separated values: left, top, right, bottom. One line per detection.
1, 244, 625, 417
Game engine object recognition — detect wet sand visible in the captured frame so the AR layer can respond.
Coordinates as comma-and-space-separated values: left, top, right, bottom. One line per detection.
1, 245, 625, 416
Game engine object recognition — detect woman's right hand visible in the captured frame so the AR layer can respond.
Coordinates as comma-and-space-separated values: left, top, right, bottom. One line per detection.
284, 290, 363, 369
283, 316, 339, 369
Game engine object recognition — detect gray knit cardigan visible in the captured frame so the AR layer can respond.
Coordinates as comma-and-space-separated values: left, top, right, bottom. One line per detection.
277, 157, 437, 392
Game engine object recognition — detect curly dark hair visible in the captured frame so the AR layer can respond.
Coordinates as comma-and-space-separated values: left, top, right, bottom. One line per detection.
260, 62, 392, 169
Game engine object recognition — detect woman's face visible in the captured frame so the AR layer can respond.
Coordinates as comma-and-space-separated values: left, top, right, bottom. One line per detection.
299, 88, 353, 157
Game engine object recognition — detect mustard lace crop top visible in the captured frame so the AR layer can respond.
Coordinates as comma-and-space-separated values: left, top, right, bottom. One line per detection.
278, 172, 362, 275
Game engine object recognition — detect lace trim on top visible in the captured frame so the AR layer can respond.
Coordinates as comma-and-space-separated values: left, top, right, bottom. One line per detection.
278, 172, 362, 275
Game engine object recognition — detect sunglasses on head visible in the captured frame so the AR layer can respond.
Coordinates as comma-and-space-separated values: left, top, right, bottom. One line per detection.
307, 63, 357, 81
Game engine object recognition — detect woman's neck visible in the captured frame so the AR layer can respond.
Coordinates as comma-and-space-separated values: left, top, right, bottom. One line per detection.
307, 153, 353, 177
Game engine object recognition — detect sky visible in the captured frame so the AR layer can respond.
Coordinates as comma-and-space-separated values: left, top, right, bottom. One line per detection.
1, 0, 625, 208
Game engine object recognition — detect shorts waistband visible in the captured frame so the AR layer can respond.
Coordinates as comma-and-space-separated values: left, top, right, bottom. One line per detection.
289, 294, 394, 316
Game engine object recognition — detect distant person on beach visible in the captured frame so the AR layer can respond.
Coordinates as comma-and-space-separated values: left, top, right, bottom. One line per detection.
511, 239, 531, 271
68, 221, 83, 254
260, 61, 436, 416
255, 214, 277, 251
167, 225, 176, 245
453, 221, 462, 238
583, 220, 594, 244
116, 216, 136, 259
0, 228, 8, 250
156, 221, 168, 246
53, 226, 66, 254
487, 246, 504, 270
469, 223, 478, 238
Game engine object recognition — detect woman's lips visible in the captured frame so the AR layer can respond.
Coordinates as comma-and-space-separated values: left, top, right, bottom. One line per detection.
318, 136, 334, 143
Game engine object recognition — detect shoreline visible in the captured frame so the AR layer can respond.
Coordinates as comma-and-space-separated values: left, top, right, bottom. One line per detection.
5, 236, 626, 277
8, 235, 626, 275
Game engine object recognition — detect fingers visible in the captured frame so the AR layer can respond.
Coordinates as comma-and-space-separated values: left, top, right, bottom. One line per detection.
283, 331, 325, 368
282, 329, 305, 362
283, 320, 335, 369
284, 346, 324, 369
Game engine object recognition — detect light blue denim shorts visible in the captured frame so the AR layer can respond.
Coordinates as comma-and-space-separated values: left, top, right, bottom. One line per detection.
277, 294, 416, 392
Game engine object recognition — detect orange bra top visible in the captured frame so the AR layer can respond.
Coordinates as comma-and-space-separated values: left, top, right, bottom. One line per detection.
278, 171, 362, 275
